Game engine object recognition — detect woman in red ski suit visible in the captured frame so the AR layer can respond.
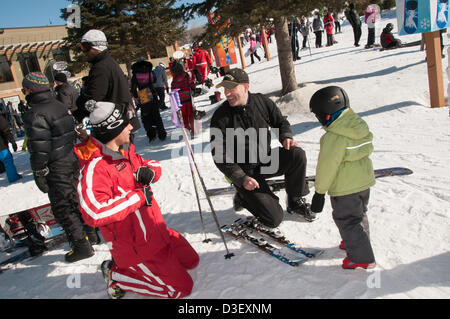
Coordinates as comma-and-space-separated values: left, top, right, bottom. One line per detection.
323, 12, 334, 46
74, 136, 199, 298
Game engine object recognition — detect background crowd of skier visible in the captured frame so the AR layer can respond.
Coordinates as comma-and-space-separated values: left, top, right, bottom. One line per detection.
0, 1, 433, 299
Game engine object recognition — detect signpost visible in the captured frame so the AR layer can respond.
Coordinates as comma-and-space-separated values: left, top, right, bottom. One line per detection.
396, 0, 448, 108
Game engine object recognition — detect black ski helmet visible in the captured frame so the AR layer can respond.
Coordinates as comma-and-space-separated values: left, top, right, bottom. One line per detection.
385, 23, 394, 32
309, 86, 349, 125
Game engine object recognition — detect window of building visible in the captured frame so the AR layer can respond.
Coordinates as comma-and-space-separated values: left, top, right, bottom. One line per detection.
52, 48, 71, 63
17, 52, 41, 77
0, 55, 14, 83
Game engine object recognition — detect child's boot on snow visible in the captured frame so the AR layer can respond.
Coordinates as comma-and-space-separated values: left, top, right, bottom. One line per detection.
342, 257, 376, 269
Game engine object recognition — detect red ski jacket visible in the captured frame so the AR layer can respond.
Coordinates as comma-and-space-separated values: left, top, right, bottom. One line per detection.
380, 31, 394, 48
324, 14, 334, 34
193, 49, 212, 67
74, 137, 172, 268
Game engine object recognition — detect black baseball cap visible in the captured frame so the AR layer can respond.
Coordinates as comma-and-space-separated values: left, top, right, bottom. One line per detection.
216, 68, 249, 89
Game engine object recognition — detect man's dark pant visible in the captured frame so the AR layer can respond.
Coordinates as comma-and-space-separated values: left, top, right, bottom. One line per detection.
353, 25, 362, 46
47, 152, 93, 242
236, 146, 309, 228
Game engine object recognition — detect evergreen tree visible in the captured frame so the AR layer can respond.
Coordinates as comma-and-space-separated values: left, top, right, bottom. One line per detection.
180, 0, 344, 96
61, 0, 185, 75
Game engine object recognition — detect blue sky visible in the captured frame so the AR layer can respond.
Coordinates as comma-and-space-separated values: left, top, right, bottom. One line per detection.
1, 0, 71, 28
0, 0, 206, 29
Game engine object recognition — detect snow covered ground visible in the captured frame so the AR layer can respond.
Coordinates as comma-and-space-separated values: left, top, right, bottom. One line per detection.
0, 10, 449, 300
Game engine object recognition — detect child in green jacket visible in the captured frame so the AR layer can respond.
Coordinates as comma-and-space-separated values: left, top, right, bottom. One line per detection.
309, 86, 376, 269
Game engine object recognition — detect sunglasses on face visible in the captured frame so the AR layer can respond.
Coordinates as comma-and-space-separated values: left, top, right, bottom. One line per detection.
80, 42, 91, 53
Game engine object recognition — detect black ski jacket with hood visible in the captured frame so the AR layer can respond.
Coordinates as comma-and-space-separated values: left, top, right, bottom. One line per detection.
210, 92, 293, 187
23, 91, 76, 171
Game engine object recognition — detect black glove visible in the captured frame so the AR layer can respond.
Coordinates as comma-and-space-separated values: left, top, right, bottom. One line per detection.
311, 192, 325, 213
11, 142, 18, 152
135, 166, 155, 185
166, 88, 169, 94
142, 186, 153, 206
33, 167, 50, 193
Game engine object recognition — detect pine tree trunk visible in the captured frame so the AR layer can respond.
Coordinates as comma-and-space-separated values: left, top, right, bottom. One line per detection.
273, 16, 298, 96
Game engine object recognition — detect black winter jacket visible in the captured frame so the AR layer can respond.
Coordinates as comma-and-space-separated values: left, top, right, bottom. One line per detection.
345, 9, 361, 28
0, 114, 15, 151
55, 82, 79, 113
23, 91, 76, 171
77, 50, 132, 107
76, 50, 140, 130
210, 92, 293, 187
130, 60, 159, 110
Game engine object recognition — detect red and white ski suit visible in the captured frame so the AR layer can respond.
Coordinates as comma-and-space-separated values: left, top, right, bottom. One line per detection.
192, 48, 212, 83
74, 138, 199, 298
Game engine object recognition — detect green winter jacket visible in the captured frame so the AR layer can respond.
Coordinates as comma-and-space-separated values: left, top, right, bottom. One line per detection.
314, 108, 375, 197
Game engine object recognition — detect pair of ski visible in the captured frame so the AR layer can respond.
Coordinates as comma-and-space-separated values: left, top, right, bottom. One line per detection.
222, 217, 323, 267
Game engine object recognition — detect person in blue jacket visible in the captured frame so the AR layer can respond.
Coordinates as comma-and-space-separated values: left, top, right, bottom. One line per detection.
0, 113, 21, 183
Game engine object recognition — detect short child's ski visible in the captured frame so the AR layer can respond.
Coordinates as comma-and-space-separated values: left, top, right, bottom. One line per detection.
221, 223, 308, 267
236, 217, 324, 258
404, 0, 419, 34
437, 0, 449, 29
207, 167, 414, 197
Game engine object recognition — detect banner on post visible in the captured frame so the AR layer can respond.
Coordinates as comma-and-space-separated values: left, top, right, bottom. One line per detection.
208, 13, 237, 67
396, 0, 450, 35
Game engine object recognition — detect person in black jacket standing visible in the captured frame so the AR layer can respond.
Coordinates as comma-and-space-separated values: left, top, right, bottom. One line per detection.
22, 72, 97, 263
0, 113, 20, 183
54, 72, 79, 115
345, 3, 362, 47
130, 59, 167, 142
210, 68, 315, 228
76, 29, 140, 134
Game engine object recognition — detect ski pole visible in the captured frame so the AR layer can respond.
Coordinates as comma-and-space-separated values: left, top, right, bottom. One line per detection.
177, 113, 234, 259
170, 90, 210, 244
183, 113, 211, 244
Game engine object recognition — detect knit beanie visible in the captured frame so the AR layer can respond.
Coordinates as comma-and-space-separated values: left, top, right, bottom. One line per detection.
22, 72, 50, 93
86, 101, 130, 144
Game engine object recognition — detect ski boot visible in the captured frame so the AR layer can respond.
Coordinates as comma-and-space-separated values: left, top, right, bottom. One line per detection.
248, 217, 284, 238
158, 129, 167, 141
85, 226, 101, 246
101, 260, 126, 299
65, 237, 94, 263
287, 197, 317, 222
342, 257, 376, 270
